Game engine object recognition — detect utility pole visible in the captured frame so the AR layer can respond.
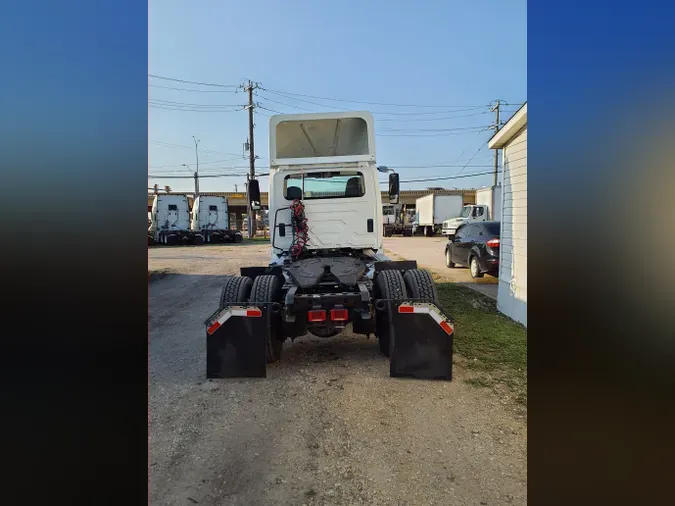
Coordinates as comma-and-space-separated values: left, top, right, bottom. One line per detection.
234, 184, 238, 193
491, 100, 501, 187
193, 136, 200, 199
244, 80, 260, 238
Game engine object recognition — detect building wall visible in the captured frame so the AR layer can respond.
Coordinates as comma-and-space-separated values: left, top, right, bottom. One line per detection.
497, 127, 527, 326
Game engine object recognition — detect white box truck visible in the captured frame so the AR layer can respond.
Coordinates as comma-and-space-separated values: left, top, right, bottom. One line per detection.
190, 195, 243, 244
148, 194, 193, 245
414, 194, 464, 237
441, 185, 502, 237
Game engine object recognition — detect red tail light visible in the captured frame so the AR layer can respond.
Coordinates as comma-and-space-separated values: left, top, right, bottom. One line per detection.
307, 310, 326, 322
330, 309, 349, 321
486, 238, 500, 248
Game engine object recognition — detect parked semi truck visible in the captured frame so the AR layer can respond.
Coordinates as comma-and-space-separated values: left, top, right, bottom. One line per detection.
148, 194, 193, 245
190, 195, 243, 244
205, 111, 455, 380
382, 203, 413, 236
441, 185, 502, 237
414, 194, 464, 237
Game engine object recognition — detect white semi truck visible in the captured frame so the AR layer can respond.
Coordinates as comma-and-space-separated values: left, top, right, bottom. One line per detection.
148, 194, 193, 245
414, 194, 464, 237
205, 111, 455, 380
190, 195, 242, 244
382, 203, 414, 236
441, 185, 502, 237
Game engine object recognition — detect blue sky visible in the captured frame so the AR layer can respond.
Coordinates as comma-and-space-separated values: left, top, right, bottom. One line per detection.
149, 0, 526, 193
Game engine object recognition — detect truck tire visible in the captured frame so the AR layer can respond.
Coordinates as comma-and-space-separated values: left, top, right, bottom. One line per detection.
373, 269, 408, 357
193, 234, 205, 246
403, 268, 439, 303
219, 275, 253, 308
249, 274, 284, 363
424, 226, 433, 237
234, 233, 243, 243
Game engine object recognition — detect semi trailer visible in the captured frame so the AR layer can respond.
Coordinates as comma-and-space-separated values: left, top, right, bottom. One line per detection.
205, 111, 455, 380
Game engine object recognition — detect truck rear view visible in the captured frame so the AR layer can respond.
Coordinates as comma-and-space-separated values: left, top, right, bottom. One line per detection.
149, 194, 192, 245
205, 111, 455, 381
190, 195, 242, 244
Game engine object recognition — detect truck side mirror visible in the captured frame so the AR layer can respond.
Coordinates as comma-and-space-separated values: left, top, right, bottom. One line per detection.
248, 179, 261, 211
388, 173, 400, 204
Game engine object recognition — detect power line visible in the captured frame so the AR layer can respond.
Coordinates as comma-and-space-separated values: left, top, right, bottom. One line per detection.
388, 164, 494, 169
261, 90, 489, 115
393, 169, 502, 184
258, 106, 285, 115
380, 125, 492, 133
148, 157, 243, 169
377, 111, 492, 122
148, 74, 239, 88
261, 87, 490, 108
149, 104, 244, 113
149, 140, 256, 158
148, 173, 249, 179
456, 138, 491, 176
377, 129, 491, 137
149, 84, 238, 93
255, 94, 313, 112
149, 99, 245, 108
257, 92, 492, 121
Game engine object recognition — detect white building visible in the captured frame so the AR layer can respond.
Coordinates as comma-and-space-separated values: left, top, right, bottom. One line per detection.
488, 103, 527, 326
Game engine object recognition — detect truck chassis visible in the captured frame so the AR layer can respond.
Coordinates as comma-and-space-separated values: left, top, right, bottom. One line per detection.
205, 254, 455, 380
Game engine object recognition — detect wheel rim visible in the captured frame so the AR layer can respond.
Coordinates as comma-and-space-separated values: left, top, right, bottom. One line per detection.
471, 259, 477, 276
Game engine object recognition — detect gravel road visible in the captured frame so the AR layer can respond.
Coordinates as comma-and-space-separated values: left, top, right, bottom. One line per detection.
149, 243, 526, 506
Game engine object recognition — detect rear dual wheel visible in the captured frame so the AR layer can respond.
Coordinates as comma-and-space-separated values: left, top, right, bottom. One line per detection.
403, 269, 438, 302
219, 275, 284, 364
374, 268, 440, 358
374, 270, 408, 357
249, 275, 284, 363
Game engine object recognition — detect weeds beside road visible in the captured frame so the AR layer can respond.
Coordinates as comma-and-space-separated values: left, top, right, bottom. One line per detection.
435, 278, 527, 405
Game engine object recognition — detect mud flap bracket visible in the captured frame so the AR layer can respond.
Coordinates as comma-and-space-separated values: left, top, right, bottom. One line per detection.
205, 305, 271, 378
380, 299, 454, 381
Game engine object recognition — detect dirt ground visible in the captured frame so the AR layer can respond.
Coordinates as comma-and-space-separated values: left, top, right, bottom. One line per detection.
149, 243, 526, 506
383, 236, 499, 299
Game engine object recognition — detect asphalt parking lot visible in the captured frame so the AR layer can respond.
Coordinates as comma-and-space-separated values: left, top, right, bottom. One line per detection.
383, 236, 499, 299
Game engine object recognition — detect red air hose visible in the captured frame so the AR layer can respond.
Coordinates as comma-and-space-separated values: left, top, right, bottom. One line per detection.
290, 198, 309, 258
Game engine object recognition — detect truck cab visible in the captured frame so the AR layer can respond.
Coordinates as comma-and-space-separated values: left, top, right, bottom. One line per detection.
441, 204, 489, 237
267, 112, 384, 260
149, 194, 192, 245
190, 195, 242, 244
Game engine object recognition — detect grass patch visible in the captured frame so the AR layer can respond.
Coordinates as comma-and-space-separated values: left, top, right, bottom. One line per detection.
434, 276, 527, 405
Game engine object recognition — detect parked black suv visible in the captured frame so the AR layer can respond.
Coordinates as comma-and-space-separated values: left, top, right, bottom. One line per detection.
445, 221, 500, 278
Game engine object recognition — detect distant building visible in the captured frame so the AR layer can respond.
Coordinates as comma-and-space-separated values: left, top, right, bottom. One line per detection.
488, 102, 527, 326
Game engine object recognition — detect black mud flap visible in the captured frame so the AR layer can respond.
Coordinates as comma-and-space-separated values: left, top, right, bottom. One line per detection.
377, 299, 455, 381
205, 304, 276, 378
